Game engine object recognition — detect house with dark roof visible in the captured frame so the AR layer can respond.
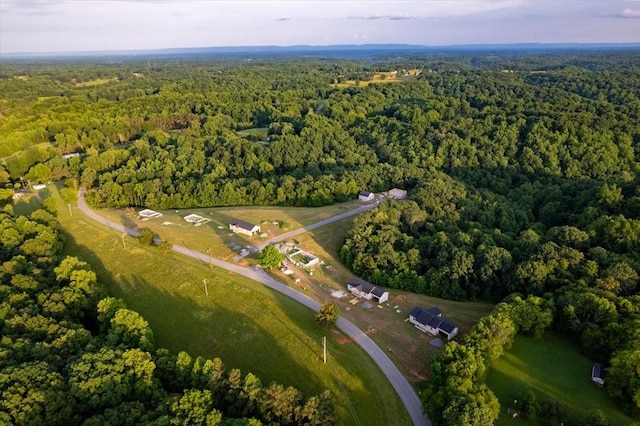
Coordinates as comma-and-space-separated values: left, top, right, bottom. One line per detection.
347, 277, 389, 303
358, 191, 374, 202
229, 219, 261, 237
408, 306, 458, 340
591, 362, 605, 386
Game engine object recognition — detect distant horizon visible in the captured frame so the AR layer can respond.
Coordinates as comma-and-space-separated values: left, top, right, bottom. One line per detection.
3, 41, 640, 60
2, 1, 639, 55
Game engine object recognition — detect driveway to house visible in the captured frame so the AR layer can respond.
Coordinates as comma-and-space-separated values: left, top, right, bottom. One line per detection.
76, 191, 429, 426
257, 202, 377, 250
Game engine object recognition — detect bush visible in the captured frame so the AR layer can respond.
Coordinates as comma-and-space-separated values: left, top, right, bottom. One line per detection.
137, 229, 156, 245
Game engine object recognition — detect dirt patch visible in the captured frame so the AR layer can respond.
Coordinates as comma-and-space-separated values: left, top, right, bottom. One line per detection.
395, 294, 407, 302
337, 336, 355, 345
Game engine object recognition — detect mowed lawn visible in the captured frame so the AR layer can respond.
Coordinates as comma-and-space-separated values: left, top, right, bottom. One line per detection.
486, 333, 635, 425
50, 187, 411, 426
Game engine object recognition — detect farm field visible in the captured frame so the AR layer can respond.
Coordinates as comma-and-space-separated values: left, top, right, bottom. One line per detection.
486, 333, 635, 425
50, 186, 412, 426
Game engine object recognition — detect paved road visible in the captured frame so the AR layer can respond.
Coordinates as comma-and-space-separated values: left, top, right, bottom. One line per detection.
77, 191, 429, 426
257, 202, 377, 250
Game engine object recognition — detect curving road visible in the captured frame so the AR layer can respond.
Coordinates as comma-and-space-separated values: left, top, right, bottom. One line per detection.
77, 191, 429, 426
257, 202, 377, 250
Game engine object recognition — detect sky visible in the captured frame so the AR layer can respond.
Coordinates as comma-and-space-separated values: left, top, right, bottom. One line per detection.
1, 0, 639, 54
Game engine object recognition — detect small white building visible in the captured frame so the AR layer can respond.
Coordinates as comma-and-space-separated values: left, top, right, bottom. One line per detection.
32, 184, 46, 190
358, 191, 374, 202
229, 219, 261, 236
347, 277, 389, 304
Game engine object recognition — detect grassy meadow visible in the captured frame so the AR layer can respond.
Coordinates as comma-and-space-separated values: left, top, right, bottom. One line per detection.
486, 333, 635, 425
48, 186, 411, 426
332, 70, 421, 88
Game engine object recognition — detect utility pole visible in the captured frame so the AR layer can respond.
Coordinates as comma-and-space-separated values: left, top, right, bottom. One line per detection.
203, 279, 209, 297
121, 233, 127, 249
206, 248, 212, 270
323, 336, 327, 364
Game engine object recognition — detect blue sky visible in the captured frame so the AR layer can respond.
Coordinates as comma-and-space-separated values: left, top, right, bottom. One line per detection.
1, 0, 639, 53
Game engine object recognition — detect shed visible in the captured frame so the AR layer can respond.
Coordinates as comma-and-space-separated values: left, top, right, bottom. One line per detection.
591, 362, 605, 386
229, 219, 261, 236
358, 191, 374, 202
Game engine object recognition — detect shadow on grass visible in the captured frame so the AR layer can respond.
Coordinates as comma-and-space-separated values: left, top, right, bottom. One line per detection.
13, 195, 43, 215
60, 228, 327, 395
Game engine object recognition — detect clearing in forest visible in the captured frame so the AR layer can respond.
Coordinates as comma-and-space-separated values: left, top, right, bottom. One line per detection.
486, 333, 634, 425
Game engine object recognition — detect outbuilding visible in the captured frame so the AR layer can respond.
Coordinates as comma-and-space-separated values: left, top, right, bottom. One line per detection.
229, 219, 261, 236
358, 191, 375, 202
591, 362, 605, 386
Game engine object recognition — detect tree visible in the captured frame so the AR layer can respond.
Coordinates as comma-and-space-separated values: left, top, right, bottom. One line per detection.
168, 389, 223, 426
0, 362, 75, 425
136, 229, 155, 245
606, 348, 640, 415
158, 240, 173, 253
257, 245, 283, 270
314, 301, 340, 327
59, 187, 77, 205
107, 308, 155, 352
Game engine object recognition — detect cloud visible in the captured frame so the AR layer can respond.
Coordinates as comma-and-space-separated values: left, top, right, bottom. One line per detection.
349, 14, 418, 21
622, 8, 640, 17
276, 17, 290, 21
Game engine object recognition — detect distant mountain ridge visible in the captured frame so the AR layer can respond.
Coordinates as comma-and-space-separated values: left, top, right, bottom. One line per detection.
3, 42, 640, 60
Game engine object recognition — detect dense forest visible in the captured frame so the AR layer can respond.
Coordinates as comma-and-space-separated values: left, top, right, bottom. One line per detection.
1, 51, 639, 424
0, 200, 335, 425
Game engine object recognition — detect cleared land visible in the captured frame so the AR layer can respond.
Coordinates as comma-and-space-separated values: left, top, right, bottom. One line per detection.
332, 70, 421, 88
74, 77, 118, 87
99, 200, 493, 383
282, 219, 492, 382
50, 187, 411, 426
95, 201, 363, 261
486, 333, 634, 425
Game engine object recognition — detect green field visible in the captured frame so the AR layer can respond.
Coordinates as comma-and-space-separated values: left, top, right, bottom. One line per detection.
486, 333, 635, 425
75, 77, 118, 86
50, 186, 411, 426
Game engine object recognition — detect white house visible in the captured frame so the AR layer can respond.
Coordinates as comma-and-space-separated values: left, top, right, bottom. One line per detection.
358, 191, 374, 202
229, 219, 261, 236
408, 306, 458, 340
346, 277, 389, 303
